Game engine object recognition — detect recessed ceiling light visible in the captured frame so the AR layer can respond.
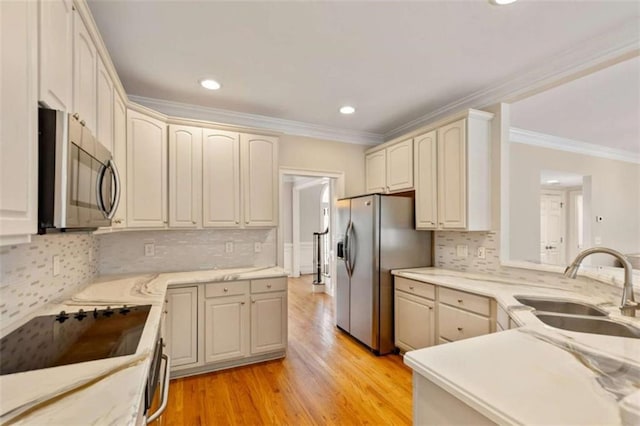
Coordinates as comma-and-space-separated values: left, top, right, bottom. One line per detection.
489, 0, 517, 5
340, 106, 355, 115
546, 180, 560, 185
199, 79, 221, 90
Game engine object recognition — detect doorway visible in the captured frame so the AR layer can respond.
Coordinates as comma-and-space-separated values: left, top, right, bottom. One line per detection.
278, 168, 345, 296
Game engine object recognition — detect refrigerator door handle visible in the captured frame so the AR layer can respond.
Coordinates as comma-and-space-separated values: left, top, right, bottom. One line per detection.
347, 220, 356, 275
344, 221, 353, 277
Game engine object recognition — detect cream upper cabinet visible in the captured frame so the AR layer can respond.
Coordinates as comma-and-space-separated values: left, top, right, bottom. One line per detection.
202, 129, 241, 227
365, 138, 413, 194
126, 109, 167, 228
38, 0, 73, 112
111, 93, 127, 228
72, 11, 96, 132
365, 150, 387, 193
0, 0, 38, 244
241, 134, 279, 227
414, 131, 438, 229
96, 57, 114, 153
166, 286, 199, 368
169, 125, 202, 228
437, 119, 467, 229
414, 110, 493, 231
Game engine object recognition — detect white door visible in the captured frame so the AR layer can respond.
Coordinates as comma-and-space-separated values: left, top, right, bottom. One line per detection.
567, 190, 584, 261
0, 0, 38, 242
72, 11, 96, 131
437, 119, 467, 229
386, 139, 413, 192
395, 291, 435, 351
169, 125, 202, 228
414, 130, 438, 230
126, 109, 167, 228
95, 57, 113, 153
251, 292, 287, 355
111, 93, 127, 228
540, 191, 566, 265
38, 0, 73, 112
202, 129, 241, 227
365, 150, 386, 193
204, 295, 249, 363
166, 287, 198, 368
241, 134, 278, 227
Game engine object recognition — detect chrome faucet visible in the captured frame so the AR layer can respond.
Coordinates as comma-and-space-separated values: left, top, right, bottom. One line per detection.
564, 247, 638, 317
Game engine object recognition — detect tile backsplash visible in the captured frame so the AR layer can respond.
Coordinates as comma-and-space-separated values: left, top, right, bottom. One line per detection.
0, 233, 98, 328
98, 229, 276, 275
434, 231, 633, 303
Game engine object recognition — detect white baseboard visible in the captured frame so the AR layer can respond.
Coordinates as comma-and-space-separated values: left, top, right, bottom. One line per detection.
284, 243, 293, 276
299, 242, 314, 274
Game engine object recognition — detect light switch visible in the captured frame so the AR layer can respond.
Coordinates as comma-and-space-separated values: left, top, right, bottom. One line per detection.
477, 247, 486, 259
225, 242, 234, 253
144, 243, 155, 257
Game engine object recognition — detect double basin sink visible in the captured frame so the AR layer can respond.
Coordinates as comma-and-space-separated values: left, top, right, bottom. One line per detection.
514, 296, 640, 339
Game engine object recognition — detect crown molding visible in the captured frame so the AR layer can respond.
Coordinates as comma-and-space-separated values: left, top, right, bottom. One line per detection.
128, 95, 383, 146
385, 18, 640, 141
510, 127, 640, 165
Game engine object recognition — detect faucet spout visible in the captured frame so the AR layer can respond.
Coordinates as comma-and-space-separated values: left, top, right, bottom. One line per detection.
564, 247, 637, 317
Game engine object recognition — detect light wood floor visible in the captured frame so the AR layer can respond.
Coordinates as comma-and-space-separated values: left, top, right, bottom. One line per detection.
161, 275, 412, 425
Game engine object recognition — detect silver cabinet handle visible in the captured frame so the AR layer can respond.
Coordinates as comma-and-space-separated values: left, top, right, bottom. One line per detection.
147, 354, 171, 423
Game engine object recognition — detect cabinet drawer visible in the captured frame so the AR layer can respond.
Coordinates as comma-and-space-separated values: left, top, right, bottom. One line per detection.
205, 280, 249, 298
251, 277, 287, 294
395, 277, 435, 300
439, 287, 490, 316
439, 304, 491, 342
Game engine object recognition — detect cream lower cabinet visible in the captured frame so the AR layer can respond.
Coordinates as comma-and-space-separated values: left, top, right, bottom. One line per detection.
365, 138, 413, 194
165, 286, 198, 369
438, 287, 495, 343
204, 281, 250, 363
250, 281, 288, 355
394, 277, 435, 352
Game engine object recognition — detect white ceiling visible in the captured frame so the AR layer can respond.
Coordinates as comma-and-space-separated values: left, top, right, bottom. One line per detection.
87, 1, 639, 142
511, 56, 640, 154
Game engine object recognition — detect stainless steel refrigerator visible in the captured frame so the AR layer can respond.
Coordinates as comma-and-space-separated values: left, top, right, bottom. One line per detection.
336, 194, 432, 355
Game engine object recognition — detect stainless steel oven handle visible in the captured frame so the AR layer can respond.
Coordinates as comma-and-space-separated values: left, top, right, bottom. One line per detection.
95, 163, 109, 218
147, 353, 171, 424
106, 159, 121, 220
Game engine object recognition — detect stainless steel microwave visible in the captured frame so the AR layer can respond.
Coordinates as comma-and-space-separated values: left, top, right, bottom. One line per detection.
38, 108, 121, 232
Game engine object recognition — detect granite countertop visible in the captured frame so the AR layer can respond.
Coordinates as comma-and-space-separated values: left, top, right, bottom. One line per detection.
394, 267, 640, 425
0, 266, 286, 425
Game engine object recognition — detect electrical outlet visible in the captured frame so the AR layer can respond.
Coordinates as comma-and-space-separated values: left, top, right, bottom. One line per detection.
456, 245, 468, 258
477, 247, 486, 259
594, 236, 602, 245
144, 243, 155, 257
52, 255, 61, 276
225, 242, 234, 253
254, 242, 262, 253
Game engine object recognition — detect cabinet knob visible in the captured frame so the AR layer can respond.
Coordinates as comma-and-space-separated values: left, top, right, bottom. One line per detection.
72, 113, 80, 120
164, 310, 168, 314
457, 299, 463, 303
80, 120, 86, 127
457, 327, 463, 331
163, 221, 168, 224
252, 300, 256, 304
235, 221, 240, 224
267, 284, 272, 289
164, 299, 168, 303
439, 222, 444, 226
429, 221, 435, 225
245, 221, 249, 224
224, 287, 228, 292
114, 219, 122, 224
428, 306, 433, 310
241, 302, 245, 305
409, 286, 414, 290
192, 221, 196, 225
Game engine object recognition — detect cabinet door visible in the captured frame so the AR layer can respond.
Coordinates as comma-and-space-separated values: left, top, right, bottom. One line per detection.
241, 134, 278, 227
96, 57, 113, 153
414, 131, 438, 230
365, 150, 386, 193
251, 291, 287, 355
169, 125, 202, 228
395, 291, 434, 351
111, 93, 127, 228
204, 295, 249, 363
437, 119, 466, 229
202, 129, 240, 227
0, 0, 38, 243
72, 11, 96, 132
38, 0, 73, 112
386, 139, 413, 192
126, 109, 167, 228
166, 287, 198, 368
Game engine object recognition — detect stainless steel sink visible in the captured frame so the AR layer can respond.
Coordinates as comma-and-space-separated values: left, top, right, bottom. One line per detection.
535, 313, 640, 339
515, 296, 608, 316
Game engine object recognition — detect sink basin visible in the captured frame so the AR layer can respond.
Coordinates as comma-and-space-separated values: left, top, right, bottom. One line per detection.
535, 313, 640, 339
515, 296, 608, 316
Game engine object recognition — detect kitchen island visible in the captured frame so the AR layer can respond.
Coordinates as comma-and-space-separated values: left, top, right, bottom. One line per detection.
393, 268, 640, 425
0, 266, 286, 425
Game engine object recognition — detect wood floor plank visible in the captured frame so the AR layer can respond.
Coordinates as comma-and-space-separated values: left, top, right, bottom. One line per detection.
158, 275, 412, 425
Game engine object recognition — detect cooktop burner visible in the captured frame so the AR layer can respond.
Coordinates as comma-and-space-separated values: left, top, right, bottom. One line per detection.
0, 305, 151, 376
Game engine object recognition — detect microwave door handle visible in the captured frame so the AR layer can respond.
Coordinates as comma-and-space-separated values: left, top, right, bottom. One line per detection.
95, 163, 109, 218
105, 159, 121, 220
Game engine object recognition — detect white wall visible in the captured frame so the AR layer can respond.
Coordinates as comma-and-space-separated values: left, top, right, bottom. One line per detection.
282, 182, 293, 244
299, 184, 324, 243
509, 142, 640, 265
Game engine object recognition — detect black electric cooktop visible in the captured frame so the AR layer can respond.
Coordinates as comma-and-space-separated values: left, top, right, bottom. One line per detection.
0, 305, 151, 376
